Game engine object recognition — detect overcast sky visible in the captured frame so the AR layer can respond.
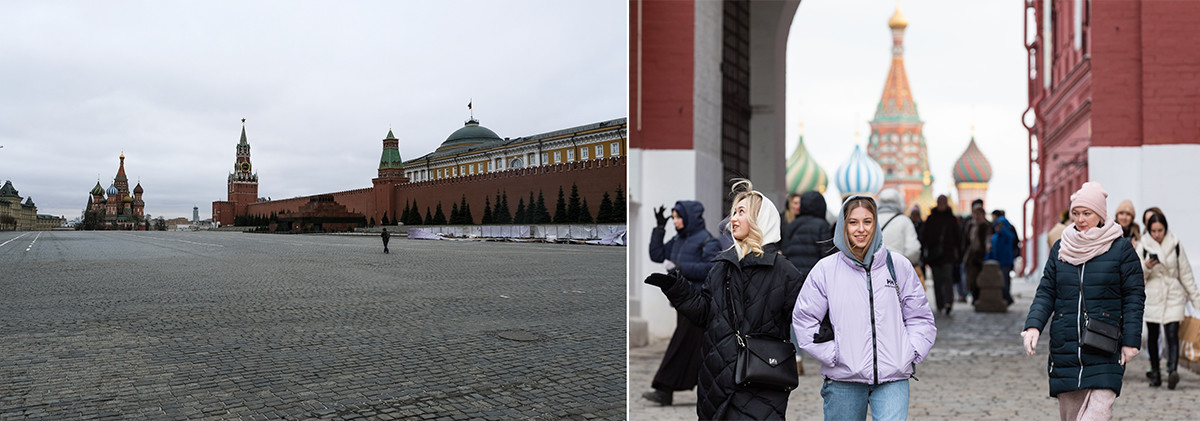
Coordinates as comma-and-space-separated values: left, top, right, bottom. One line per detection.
0, 1, 626, 220
787, 1, 1032, 232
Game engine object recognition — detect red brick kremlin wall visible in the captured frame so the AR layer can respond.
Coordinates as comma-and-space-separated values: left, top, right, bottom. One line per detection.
629, 0, 694, 150
241, 157, 625, 225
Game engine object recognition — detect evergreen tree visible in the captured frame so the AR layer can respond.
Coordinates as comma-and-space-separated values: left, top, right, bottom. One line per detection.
482, 196, 493, 224
408, 200, 420, 225
450, 203, 460, 224
613, 185, 627, 222
498, 191, 512, 224
597, 191, 614, 223
433, 203, 447, 225
402, 200, 411, 224
270, 211, 278, 222
536, 190, 551, 223
514, 198, 527, 224
382, 211, 390, 226
553, 186, 568, 223
566, 183, 583, 223
459, 195, 473, 225
370, 217, 376, 227
424, 207, 433, 225
579, 197, 593, 223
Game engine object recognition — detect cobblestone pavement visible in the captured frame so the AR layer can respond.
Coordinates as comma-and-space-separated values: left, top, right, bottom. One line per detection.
630, 275, 1200, 420
0, 231, 625, 420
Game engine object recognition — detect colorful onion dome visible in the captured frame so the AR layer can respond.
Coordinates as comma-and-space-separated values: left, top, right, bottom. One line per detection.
91, 181, 105, 196
835, 144, 885, 197
106, 183, 119, 196
133, 183, 144, 194
952, 138, 992, 183
785, 130, 828, 195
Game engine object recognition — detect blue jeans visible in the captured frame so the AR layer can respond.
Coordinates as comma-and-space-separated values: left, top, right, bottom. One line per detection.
821, 379, 909, 421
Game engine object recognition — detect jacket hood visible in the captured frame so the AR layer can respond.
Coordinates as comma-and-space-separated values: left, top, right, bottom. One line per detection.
799, 191, 826, 218
833, 195, 884, 267
876, 188, 905, 214
673, 200, 707, 236
993, 216, 1011, 232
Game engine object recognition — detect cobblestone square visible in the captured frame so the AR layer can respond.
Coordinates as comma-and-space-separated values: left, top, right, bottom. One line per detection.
1, 231, 625, 419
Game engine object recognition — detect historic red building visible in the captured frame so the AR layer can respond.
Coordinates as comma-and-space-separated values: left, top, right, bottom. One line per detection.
83, 154, 146, 230
1024, 1, 1200, 272
213, 118, 627, 229
867, 6, 932, 206
212, 120, 258, 226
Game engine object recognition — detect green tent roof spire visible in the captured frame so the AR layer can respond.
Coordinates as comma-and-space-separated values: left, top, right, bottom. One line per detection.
386, 129, 396, 140
239, 118, 248, 145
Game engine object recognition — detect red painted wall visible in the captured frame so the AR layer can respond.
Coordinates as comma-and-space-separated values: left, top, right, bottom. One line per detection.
241, 158, 625, 226
1090, 0, 1142, 148
631, 0, 694, 150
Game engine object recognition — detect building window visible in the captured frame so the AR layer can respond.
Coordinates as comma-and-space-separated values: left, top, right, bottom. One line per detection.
437, 169, 442, 178
596, 145, 604, 158
554, 151, 561, 163
510, 158, 523, 168
527, 153, 535, 165
611, 142, 620, 156
541, 152, 548, 165
580, 147, 588, 160
495, 157, 503, 171
469, 165, 474, 175
567, 149, 575, 162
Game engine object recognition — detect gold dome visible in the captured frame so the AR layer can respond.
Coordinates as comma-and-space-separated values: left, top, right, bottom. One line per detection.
888, 6, 908, 29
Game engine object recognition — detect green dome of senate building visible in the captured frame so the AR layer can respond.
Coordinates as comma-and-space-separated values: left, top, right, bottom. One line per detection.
437, 119, 502, 152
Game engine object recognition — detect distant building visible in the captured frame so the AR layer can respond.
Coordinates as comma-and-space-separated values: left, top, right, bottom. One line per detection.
0, 180, 63, 230
214, 116, 627, 229
82, 154, 146, 230
867, 6, 933, 206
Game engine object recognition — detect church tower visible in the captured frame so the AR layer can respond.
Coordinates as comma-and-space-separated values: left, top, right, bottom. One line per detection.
867, 5, 931, 206
372, 128, 408, 225
224, 119, 259, 223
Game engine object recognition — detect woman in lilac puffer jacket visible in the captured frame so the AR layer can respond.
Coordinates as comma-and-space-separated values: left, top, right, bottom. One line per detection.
792, 195, 937, 420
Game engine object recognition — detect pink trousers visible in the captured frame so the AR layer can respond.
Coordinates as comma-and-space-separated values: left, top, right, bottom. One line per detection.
1057, 388, 1116, 421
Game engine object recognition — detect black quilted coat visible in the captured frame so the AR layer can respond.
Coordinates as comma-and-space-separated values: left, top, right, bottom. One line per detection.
663, 243, 804, 419
780, 190, 835, 279
1024, 237, 1145, 397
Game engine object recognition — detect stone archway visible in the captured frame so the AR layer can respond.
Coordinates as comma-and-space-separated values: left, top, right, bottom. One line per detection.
629, 0, 801, 346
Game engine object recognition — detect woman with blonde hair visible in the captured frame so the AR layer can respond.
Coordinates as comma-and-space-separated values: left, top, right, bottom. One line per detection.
792, 195, 937, 420
645, 179, 804, 419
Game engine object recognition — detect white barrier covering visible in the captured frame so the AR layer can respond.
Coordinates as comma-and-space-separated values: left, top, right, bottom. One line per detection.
407, 224, 626, 244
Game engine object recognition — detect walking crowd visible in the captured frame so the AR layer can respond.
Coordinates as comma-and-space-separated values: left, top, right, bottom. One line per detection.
639, 178, 1197, 420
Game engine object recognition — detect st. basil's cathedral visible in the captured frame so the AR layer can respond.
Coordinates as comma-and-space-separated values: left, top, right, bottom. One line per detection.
785, 6, 992, 217
83, 154, 147, 230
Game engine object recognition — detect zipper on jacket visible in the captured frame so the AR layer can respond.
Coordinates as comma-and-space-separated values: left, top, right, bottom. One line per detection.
1076, 263, 1086, 389
866, 264, 880, 385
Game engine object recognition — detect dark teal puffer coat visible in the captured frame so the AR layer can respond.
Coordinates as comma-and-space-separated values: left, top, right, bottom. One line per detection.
1024, 237, 1144, 397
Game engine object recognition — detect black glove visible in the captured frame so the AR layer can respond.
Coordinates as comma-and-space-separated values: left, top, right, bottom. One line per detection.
644, 272, 677, 289
654, 205, 669, 228
813, 312, 834, 343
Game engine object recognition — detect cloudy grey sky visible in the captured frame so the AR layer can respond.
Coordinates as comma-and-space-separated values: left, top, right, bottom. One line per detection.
787, 1, 1032, 232
0, 1, 627, 220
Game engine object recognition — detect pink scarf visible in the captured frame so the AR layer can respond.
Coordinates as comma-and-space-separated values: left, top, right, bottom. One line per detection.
1058, 221, 1122, 265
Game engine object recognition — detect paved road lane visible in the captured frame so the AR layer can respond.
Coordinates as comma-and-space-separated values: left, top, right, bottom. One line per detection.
2, 231, 625, 420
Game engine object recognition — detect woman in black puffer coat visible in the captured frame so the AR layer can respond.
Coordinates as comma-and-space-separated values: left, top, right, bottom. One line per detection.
1022, 182, 1144, 419
646, 179, 804, 419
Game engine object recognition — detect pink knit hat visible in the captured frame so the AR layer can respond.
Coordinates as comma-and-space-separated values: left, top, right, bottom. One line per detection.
1070, 181, 1109, 222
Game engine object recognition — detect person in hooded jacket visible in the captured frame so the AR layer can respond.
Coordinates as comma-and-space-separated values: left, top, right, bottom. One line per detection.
643, 200, 723, 405
876, 188, 922, 266
781, 190, 836, 279
780, 190, 836, 376
792, 195, 936, 420
1022, 181, 1144, 420
645, 179, 804, 419
985, 211, 1017, 305
1135, 210, 1199, 390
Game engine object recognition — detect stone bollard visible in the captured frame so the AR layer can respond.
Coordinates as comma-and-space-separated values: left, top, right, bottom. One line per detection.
974, 260, 1008, 313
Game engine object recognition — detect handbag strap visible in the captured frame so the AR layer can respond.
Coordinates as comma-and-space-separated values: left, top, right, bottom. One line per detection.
722, 270, 747, 347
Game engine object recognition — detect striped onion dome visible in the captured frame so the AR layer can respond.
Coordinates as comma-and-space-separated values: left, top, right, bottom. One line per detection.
835, 145, 885, 197
952, 138, 992, 183
106, 183, 119, 197
786, 133, 827, 194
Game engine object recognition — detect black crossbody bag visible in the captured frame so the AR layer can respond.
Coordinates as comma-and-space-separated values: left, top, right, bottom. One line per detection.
724, 273, 798, 392
1077, 264, 1121, 355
